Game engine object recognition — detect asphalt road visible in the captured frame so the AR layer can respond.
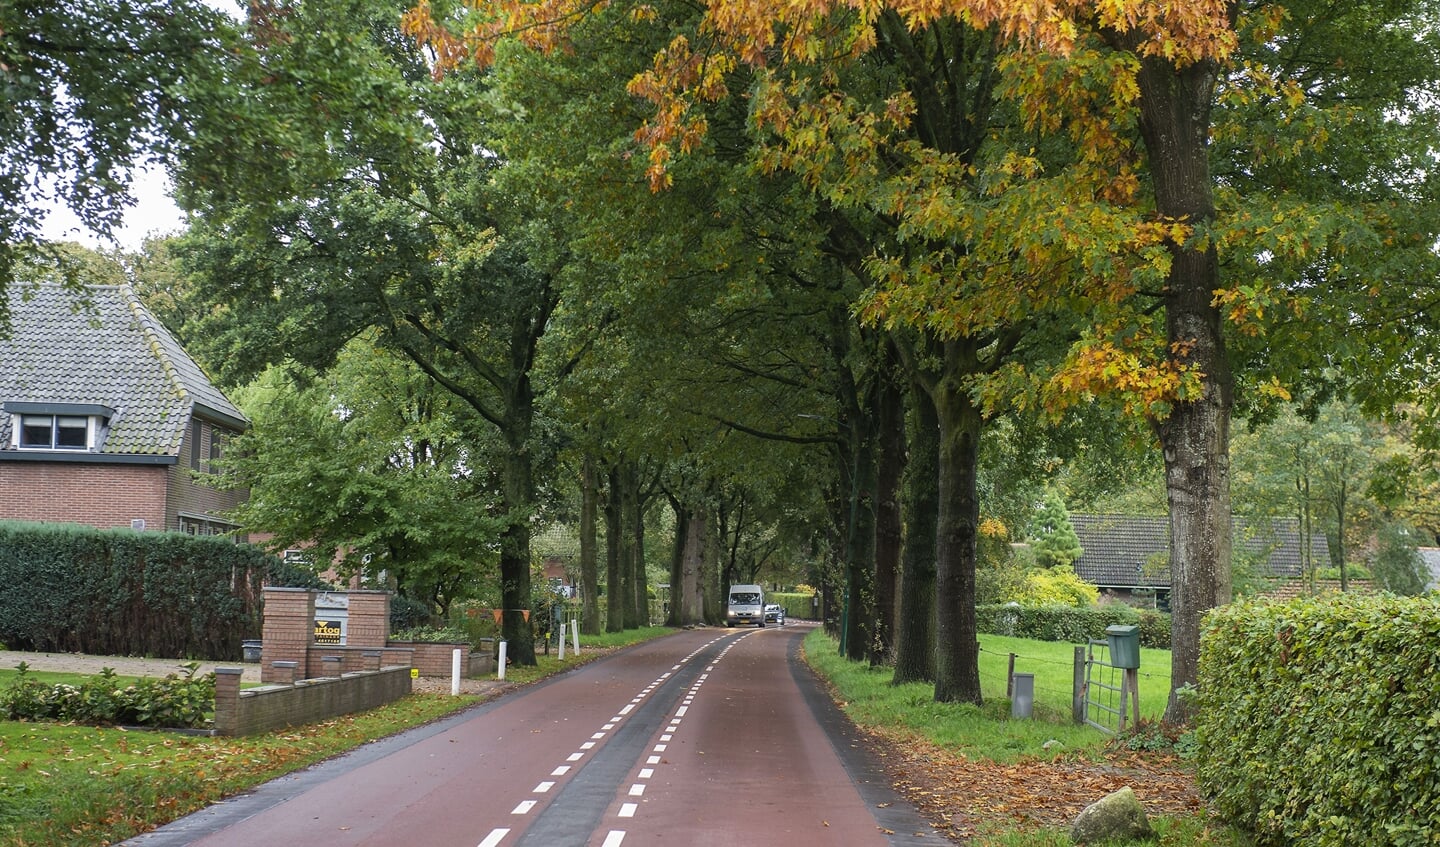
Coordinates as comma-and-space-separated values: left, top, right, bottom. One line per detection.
125, 624, 946, 847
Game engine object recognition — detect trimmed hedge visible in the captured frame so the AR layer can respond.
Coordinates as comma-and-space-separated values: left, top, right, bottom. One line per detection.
769, 592, 817, 621
1196, 594, 1440, 845
0, 521, 324, 660
976, 603, 1171, 649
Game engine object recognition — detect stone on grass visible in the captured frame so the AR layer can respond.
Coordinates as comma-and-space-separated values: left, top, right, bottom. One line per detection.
1070, 786, 1155, 844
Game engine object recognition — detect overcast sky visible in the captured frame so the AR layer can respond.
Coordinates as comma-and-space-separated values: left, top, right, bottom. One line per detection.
39, 166, 187, 252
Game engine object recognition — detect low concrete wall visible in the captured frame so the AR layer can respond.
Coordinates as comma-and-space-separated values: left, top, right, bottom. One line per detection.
214, 665, 412, 737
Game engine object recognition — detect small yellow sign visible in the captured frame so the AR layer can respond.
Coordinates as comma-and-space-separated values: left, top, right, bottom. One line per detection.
314, 620, 343, 645
410, 668, 419, 679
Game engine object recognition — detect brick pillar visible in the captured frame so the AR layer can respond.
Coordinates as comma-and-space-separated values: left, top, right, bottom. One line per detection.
214, 668, 243, 736
346, 590, 391, 648
261, 588, 315, 684
362, 650, 382, 672
321, 656, 343, 677
270, 661, 298, 685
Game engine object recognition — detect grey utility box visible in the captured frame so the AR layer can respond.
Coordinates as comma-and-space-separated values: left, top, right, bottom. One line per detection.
1011, 672, 1035, 719
1106, 624, 1141, 669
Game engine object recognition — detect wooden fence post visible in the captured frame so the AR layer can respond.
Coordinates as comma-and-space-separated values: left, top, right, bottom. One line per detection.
1073, 645, 1086, 725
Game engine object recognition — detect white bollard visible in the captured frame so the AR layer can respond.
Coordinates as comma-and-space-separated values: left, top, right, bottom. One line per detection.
451, 648, 461, 696
497, 640, 507, 681
558, 624, 566, 660
572, 618, 580, 655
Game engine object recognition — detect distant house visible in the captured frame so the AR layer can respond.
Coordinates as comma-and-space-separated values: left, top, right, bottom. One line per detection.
1070, 514, 1332, 608
0, 284, 249, 537
1420, 548, 1440, 592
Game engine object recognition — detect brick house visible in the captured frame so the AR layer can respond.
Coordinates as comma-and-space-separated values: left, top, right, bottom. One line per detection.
0, 283, 249, 537
1070, 513, 1333, 609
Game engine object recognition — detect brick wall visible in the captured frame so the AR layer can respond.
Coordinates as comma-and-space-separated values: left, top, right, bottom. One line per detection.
346, 591, 391, 648
168, 418, 247, 534
388, 641, 473, 677
214, 665, 412, 737
0, 462, 166, 529
261, 588, 315, 684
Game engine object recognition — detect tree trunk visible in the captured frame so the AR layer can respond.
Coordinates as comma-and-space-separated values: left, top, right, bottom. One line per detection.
580, 454, 601, 635
500, 412, 536, 665
676, 503, 708, 625
1132, 50, 1234, 724
631, 473, 649, 626
932, 341, 983, 704
871, 345, 905, 666
604, 464, 624, 632
893, 372, 938, 685
667, 496, 688, 626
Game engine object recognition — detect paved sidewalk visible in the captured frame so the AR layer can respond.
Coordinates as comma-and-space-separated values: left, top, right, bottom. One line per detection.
0, 650, 263, 683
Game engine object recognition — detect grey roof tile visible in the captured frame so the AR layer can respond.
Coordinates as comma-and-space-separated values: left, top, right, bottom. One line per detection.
1070, 513, 1331, 588
0, 284, 247, 457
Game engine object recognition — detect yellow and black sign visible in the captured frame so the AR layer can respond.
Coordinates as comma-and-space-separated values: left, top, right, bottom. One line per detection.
314, 619, 344, 645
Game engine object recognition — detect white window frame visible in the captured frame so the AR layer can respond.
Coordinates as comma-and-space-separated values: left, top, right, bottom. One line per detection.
13, 413, 96, 451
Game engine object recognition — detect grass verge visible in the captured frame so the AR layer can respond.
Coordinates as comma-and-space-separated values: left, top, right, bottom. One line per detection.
802, 628, 1251, 847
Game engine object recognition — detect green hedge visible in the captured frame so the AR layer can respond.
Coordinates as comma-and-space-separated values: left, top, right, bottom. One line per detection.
975, 603, 1171, 649
0, 662, 214, 728
1196, 594, 1440, 845
769, 593, 816, 621
0, 521, 323, 660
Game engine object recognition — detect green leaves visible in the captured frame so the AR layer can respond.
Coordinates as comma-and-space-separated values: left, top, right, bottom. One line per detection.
0, 0, 236, 320
1197, 595, 1440, 845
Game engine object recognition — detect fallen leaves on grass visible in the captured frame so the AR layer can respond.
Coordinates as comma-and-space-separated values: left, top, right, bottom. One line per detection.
866, 727, 1201, 841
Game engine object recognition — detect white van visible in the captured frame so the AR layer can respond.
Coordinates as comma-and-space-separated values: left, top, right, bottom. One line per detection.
726, 584, 766, 627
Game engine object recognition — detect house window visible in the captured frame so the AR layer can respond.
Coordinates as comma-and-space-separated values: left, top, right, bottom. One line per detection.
18, 414, 89, 450
190, 420, 203, 469
178, 515, 239, 538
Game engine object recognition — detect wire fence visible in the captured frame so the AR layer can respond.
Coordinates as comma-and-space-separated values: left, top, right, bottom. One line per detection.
976, 640, 1174, 727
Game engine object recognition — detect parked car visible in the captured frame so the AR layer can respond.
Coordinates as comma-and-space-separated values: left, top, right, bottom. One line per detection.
764, 604, 786, 625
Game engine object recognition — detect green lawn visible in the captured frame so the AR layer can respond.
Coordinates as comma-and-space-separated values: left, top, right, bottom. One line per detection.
976, 633, 1173, 725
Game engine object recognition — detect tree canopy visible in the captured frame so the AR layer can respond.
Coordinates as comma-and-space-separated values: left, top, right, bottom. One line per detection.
0, 0, 233, 324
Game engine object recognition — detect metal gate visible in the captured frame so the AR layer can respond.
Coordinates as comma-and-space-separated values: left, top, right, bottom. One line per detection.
1081, 639, 1139, 734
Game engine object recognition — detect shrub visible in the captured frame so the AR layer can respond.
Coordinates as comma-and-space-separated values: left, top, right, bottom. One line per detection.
0, 662, 215, 729
0, 521, 324, 660
768, 593, 815, 621
1196, 594, 1440, 846
390, 625, 471, 644
1020, 567, 1099, 607
389, 595, 435, 630
975, 603, 1171, 649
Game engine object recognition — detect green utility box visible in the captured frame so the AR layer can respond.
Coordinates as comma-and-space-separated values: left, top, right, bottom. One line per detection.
1106, 624, 1141, 669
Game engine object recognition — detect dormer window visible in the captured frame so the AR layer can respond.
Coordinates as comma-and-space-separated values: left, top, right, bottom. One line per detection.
4, 402, 114, 452
20, 415, 90, 449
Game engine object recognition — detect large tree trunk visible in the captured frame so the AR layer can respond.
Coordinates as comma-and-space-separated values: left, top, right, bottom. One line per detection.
580, 454, 601, 635
871, 345, 905, 666
630, 472, 649, 626
932, 341, 983, 704
500, 403, 536, 665
666, 495, 688, 626
604, 464, 624, 632
831, 312, 877, 661
676, 503, 707, 625
893, 372, 938, 685
1132, 48, 1234, 724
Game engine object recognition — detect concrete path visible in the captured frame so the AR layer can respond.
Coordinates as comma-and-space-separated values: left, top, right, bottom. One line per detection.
0, 650, 263, 683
